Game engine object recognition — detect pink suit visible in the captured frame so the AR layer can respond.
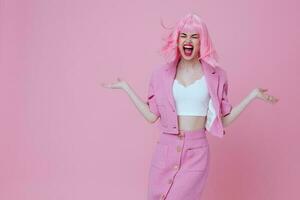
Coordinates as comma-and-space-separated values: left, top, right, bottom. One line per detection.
146, 58, 233, 200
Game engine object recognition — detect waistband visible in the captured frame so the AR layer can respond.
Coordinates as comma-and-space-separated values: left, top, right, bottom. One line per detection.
162, 127, 207, 140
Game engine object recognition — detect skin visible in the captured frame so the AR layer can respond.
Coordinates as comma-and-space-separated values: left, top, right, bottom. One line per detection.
101, 31, 279, 134
174, 31, 207, 131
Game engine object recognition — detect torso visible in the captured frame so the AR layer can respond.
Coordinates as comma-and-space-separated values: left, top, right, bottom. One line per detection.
175, 62, 207, 131
177, 116, 207, 132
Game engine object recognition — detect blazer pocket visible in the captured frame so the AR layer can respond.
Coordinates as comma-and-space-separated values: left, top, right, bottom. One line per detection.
150, 143, 168, 169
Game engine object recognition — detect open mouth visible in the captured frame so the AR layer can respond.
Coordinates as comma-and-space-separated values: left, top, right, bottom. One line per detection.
183, 44, 193, 56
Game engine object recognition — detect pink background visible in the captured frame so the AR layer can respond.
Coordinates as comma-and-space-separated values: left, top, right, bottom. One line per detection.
1, 0, 299, 199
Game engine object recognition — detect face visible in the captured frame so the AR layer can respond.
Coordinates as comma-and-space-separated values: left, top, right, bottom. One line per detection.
177, 32, 200, 61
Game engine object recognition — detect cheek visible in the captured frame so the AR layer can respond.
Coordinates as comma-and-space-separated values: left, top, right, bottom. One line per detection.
194, 41, 200, 53
177, 44, 184, 51
194, 40, 200, 47
177, 40, 184, 48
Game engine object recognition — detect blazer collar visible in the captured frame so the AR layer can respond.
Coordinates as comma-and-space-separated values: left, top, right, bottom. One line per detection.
163, 58, 220, 112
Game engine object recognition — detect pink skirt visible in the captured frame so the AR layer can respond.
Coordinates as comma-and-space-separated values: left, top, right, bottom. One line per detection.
147, 127, 210, 200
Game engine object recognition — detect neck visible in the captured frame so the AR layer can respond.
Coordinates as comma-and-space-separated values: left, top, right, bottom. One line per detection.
177, 57, 201, 70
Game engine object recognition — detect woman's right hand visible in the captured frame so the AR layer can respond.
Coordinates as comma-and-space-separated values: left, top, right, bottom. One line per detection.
100, 77, 129, 91
100, 76, 158, 123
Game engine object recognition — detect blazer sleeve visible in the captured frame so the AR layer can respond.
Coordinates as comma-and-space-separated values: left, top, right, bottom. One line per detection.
220, 72, 233, 117
146, 71, 160, 117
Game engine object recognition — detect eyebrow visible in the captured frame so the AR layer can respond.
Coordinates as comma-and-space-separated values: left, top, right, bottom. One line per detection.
180, 33, 199, 36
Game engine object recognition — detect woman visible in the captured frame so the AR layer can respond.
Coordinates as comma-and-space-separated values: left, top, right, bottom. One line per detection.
102, 13, 278, 200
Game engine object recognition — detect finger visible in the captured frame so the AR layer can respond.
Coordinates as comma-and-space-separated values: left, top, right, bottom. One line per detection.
268, 96, 273, 101
264, 94, 271, 101
272, 97, 279, 102
260, 88, 268, 92
259, 87, 267, 90
268, 96, 278, 103
271, 98, 278, 104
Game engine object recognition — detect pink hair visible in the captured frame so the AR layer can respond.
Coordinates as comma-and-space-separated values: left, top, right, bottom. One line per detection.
160, 13, 220, 68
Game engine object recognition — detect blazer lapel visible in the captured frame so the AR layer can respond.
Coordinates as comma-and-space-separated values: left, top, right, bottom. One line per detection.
163, 58, 220, 114
201, 59, 220, 115
163, 62, 177, 111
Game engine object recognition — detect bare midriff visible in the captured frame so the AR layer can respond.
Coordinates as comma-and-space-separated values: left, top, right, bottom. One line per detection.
177, 115, 207, 132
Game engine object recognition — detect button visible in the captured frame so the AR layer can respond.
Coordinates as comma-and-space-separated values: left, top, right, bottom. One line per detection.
176, 146, 182, 152
173, 126, 177, 129
168, 179, 173, 184
174, 164, 179, 170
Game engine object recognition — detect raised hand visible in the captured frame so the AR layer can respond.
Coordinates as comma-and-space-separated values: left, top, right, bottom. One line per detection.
250, 88, 279, 104
100, 77, 129, 91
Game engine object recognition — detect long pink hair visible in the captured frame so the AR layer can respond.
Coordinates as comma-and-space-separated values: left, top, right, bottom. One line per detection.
160, 13, 221, 68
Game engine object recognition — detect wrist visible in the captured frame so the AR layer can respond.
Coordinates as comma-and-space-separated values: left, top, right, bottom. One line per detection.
248, 91, 256, 101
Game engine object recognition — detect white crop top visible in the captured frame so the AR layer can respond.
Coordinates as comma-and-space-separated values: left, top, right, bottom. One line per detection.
172, 76, 210, 116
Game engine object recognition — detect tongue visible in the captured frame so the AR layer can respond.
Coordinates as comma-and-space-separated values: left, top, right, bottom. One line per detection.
184, 48, 193, 56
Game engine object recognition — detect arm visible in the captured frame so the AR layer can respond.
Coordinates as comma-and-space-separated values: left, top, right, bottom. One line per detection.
218, 68, 279, 128
123, 83, 159, 123
221, 89, 279, 127
101, 76, 160, 124
221, 92, 255, 127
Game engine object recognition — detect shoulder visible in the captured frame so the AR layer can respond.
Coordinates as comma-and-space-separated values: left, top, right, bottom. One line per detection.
149, 64, 167, 80
214, 66, 227, 76
214, 66, 228, 81
148, 64, 167, 87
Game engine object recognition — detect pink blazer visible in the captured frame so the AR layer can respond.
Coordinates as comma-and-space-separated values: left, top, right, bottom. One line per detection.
146, 58, 233, 138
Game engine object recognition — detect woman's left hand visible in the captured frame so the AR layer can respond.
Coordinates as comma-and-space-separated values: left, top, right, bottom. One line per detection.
250, 88, 279, 104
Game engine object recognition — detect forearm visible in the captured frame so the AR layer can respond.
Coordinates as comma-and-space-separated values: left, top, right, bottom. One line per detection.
222, 92, 256, 127
123, 84, 159, 123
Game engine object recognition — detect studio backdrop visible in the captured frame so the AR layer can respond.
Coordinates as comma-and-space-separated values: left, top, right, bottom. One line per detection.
1, 0, 299, 199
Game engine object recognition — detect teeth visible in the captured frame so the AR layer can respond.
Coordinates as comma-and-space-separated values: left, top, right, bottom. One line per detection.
183, 46, 193, 49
